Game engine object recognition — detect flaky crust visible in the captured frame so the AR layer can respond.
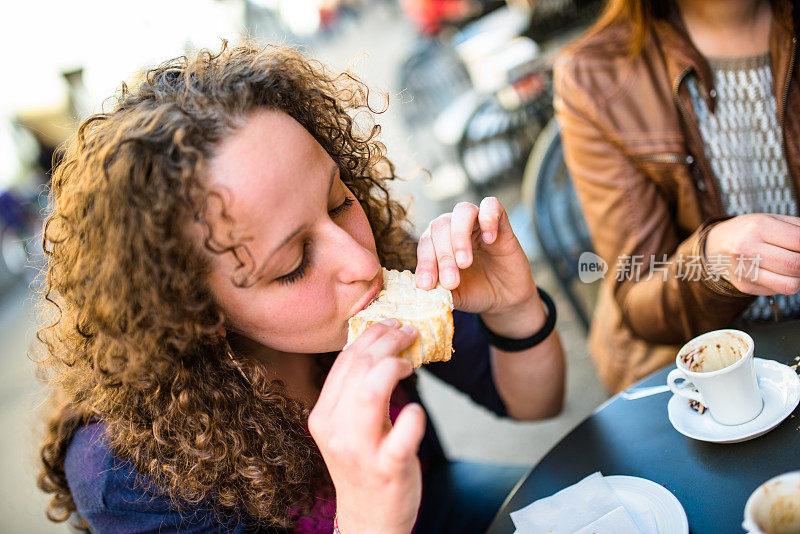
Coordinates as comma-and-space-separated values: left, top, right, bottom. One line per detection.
347, 269, 454, 367
348, 310, 453, 367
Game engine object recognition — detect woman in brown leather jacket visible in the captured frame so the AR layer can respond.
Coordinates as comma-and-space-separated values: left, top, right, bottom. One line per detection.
554, 0, 800, 392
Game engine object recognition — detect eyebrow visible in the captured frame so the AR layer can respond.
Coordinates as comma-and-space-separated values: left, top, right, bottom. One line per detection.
261, 164, 340, 274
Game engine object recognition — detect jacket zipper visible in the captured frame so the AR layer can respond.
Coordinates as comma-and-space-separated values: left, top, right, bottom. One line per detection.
779, 36, 797, 178
634, 153, 695, 165
672, 66, 725, 210
771, 38, 796, 322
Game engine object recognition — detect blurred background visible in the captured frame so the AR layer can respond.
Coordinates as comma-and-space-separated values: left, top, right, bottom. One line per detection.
0, 0, 609, 530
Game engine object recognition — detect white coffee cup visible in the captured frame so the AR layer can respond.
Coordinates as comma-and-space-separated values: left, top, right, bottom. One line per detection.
743, 471, 800, 534
667, 329, 763, 425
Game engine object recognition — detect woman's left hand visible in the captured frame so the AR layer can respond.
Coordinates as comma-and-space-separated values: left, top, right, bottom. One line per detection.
416, 197, 536, 316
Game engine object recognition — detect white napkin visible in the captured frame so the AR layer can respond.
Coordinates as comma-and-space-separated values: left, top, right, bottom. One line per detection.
572, 507, 641, 534
509, 472, 647, 534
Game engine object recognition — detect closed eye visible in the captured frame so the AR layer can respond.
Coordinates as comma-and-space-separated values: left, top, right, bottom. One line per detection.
277, 241, 310, 285
328, 196, 354, 218
275, 196, 355, 285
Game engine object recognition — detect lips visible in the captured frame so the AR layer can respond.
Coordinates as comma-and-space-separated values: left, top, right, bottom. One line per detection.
353, 272, 383, 316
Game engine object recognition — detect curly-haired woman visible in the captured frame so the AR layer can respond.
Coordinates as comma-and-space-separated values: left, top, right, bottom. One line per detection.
36, 42, 565, 533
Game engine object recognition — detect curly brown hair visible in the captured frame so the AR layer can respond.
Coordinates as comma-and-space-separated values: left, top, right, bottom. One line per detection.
36, 41, 417, 530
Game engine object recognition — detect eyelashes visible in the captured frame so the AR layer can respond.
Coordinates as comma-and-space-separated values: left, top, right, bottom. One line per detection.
276, 195, 355, 285
278, 241, 310, 285
327, 196, 354, 218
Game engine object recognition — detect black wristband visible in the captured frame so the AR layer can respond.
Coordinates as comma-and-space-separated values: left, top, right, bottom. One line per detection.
476, 287, 557, 352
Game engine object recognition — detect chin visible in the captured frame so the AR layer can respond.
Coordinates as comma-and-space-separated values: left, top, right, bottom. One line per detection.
292, 323, 348, 354
332, 329, 348, 352
320, 324, 348, 353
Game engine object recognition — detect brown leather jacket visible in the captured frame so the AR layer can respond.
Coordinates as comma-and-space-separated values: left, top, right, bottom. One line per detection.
554, 0, 799, 392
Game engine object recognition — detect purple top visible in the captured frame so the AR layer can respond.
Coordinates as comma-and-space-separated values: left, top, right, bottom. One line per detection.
65, 311, 508, 532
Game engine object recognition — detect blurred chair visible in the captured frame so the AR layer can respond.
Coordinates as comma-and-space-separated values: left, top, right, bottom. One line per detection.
523, 0, 604, 44
521, 117, 597, 331
397, 0, 601, 197
455, 68, 552, 191
398, 37, 472, 128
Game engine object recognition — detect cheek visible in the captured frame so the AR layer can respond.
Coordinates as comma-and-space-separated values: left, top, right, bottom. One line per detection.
269, 279, 335, 324
221, 279, 340, 352
263, 279, 343, 351
208, 271, 325, 334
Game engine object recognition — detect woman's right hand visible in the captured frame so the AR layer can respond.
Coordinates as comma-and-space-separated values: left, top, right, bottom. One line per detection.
704, 214, 800, 296
308, 319, 425, 534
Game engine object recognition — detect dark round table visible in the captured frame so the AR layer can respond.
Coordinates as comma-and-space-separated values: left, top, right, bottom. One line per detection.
486, 320, 800, 534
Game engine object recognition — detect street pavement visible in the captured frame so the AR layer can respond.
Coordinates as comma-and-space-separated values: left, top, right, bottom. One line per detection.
0, 282, 53, 533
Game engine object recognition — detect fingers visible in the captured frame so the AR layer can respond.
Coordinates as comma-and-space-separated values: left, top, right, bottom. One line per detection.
415, 197, 517, 293
347, 319, 402, 356
732, 266, 800, 296
355, 355, 415, 438
478, 197, 505, 244
755, 243, 800, 278
417, 210, 465, 291
316, 320, 412, 414
430, 214, 460, 290
322, 319, 397, 397
730, 256, 800, 295
416, 229, 437, 290
759, 215, 800, 252
709, 214, 800, 296
361, 325, 418, 364
769, 214, 800, 227
378, 403, 427, 472
450, 202, 480, 269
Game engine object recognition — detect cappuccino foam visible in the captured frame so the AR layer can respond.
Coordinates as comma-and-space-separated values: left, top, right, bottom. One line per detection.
679, 331, 748, 373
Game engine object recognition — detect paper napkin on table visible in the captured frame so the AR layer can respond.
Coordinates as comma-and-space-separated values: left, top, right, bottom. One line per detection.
509, 472, 655, 534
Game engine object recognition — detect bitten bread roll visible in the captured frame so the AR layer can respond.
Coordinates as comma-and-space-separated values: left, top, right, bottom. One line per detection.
347, 268, 454, 368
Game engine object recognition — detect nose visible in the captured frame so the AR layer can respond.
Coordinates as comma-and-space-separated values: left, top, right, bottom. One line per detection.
324, 222, 380, 284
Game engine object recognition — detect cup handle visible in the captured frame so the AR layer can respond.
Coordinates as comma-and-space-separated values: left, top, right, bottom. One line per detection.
667, 368, 704, 404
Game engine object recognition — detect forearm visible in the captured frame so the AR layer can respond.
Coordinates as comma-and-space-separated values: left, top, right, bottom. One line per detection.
558, 104, 751, 343
615, 223, 754, 344
482, 293, 566, 421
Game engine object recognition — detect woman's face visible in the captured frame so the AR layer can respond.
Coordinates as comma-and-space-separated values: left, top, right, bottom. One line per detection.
200, 109, 383, 354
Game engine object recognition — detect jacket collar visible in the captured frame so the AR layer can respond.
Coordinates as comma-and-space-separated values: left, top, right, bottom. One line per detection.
653, 0, 797, 113
653, 2, 716, 112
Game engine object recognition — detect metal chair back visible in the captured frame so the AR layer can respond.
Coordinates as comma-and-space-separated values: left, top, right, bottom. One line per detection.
523, 118, 597, 331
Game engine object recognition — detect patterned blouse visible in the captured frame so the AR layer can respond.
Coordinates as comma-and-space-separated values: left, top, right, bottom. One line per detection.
688, 52, 800, 322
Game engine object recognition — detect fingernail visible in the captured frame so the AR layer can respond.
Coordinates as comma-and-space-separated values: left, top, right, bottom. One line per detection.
380, 318, 399, 327
441, 270, 457, 286
400, 325, 416, 335
482, 232, 494, 243
455, 251, 467, 266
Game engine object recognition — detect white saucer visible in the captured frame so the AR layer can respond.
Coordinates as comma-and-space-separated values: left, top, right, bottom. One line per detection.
668, 358, 800, 444
606, 475, 688, 534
